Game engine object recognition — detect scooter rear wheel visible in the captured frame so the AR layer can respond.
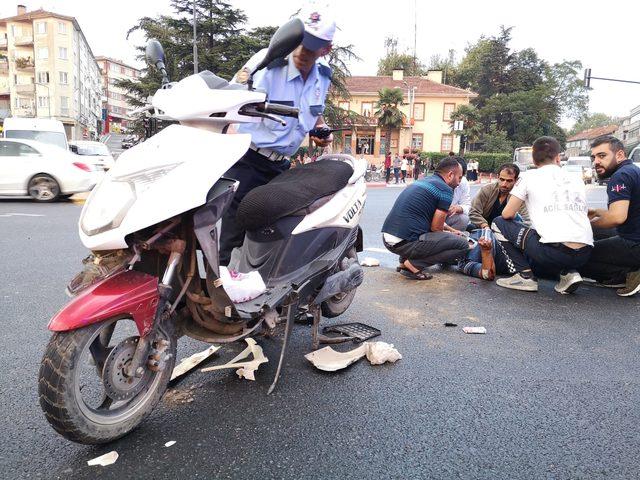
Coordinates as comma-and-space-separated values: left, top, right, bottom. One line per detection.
321, 247, 359, 318
38, 317, 176, 444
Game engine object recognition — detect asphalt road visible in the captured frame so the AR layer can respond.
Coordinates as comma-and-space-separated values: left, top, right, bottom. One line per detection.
1, 185, 639, 479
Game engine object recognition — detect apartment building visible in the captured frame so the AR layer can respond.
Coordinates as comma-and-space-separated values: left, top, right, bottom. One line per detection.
565, 124, 618, 157
616, 104, 640, 153
95, 56, 140, 134
0, 5, 102, 140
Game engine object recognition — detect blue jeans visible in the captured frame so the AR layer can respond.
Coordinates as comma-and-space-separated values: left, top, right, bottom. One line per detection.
492, 217, 592, 279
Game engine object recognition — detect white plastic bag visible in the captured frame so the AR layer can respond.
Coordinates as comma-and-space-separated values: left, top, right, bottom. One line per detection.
219, 266, 266, 303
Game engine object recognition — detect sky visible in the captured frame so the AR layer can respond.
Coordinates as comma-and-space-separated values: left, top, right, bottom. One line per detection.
3, 0, 639, 127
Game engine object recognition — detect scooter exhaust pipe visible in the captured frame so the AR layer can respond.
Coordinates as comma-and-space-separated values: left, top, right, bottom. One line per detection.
313, 262, 364, 305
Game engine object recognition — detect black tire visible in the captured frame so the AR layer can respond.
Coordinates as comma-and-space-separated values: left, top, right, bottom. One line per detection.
28, 174, 60, 202
38, 320, 176, 444
321, 247, 359, 318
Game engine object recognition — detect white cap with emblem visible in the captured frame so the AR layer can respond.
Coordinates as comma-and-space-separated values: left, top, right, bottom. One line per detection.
299, 8, 336, 51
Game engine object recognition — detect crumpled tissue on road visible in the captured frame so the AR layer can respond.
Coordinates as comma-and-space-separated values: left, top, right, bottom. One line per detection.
200, 338, 268, 381
359, 257, 380, 267
87, 451, 118, 467
305, 341, 401, 371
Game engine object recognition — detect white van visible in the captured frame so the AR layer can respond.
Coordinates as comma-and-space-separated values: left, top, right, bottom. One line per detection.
3, 117, 68, 151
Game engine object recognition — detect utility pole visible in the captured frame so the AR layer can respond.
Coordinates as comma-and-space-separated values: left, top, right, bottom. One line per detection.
193, 0, 198, 74
413, 0, 417, 73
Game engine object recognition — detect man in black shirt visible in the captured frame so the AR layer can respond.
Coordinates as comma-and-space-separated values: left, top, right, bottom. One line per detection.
580, 135, 640, 296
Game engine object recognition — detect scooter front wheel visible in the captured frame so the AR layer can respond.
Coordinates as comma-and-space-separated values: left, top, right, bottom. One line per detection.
38, 317, 176, 444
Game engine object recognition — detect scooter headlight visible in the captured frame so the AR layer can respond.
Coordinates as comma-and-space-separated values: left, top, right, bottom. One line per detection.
80, 163, 182, 236
80, 180, 136, 236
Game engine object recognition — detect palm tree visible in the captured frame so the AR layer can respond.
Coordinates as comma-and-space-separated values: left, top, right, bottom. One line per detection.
375, 88, 406, 154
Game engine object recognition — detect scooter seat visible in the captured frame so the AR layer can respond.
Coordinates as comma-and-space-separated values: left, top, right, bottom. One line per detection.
237, 160, 354, 231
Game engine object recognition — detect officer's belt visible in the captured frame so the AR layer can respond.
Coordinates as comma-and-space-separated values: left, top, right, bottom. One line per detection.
249, 144, 289, 162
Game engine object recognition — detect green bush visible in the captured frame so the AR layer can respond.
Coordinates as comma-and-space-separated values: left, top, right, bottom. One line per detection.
422, 151, 511, 173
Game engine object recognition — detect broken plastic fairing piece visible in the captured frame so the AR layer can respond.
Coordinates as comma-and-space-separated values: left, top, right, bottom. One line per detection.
200, 338, 268, 380
171, 345, 220, 381
305, 341, 402, 371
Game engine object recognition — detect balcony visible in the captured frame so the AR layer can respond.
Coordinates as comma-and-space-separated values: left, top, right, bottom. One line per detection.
0, 61, 8, 74
15, 57, 35, 70
0, 83, 9, 95
14, 106, 35, 117
14, 35, 34, 46
15, 84, 35, 94
0, 38, 7, 49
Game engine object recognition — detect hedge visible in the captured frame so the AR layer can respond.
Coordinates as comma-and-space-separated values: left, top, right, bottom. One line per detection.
422, 152, 511, 173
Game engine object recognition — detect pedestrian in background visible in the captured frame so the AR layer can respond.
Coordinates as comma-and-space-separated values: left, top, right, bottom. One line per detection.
384, 151, 392, 183
401, 156, 408, 183
393, 153, 402, 184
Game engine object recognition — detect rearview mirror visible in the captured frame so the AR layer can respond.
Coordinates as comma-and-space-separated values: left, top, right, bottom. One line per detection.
145, 39, 165, 66
252, 18, 304, 74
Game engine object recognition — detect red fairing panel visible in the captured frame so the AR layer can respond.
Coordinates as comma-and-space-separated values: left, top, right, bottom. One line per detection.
48, 270, 159, 336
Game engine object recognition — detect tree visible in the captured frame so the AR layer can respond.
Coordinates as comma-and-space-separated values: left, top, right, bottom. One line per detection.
375, 88, 406, 154
377, 36, 425, 76
568, 113, 617, 136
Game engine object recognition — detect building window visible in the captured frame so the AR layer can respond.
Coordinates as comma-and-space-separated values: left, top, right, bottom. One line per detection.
361, 101, 373, 117
60, 96, 69, 115
37, 47, 49, 59
37, 71, 49, 83
36, 22, 47, 34
17, 97, 31, 108
413, 103, 425, 121
13, 74, 18, 84
443, 103, 456, 121
58, 22, 67, 34
58, 47, 68, 60
441, 134, 453, 152
411, 134, 423, 150
38, 96, 49, 108
120, 66, 125, 74
11, 25, 21, 37
338, 101, 350, 111
59, 71, 68, 84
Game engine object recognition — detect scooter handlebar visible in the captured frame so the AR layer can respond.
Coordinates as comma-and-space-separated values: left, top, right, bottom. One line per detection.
259, 102, 299, 118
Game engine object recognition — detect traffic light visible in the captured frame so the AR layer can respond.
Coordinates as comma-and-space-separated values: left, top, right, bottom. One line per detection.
584, 68, 591, 88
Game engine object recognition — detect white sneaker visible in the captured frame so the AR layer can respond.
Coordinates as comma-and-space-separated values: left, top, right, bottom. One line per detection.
554, 271, 583, 294
496, 273, 538, 291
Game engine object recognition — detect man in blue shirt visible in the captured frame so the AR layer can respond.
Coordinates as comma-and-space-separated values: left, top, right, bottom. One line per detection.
219, 9, 335, 265
580, 135, 640, 296
382, 158, 469, 280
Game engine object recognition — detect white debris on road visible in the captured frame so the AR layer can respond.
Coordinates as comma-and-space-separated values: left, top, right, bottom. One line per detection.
463, 326, 487, 334
360, 257, 380, 267
164, 441, 176, 447
305, 341, 402, 371
201, 338, 268, 381
171, 345, 220, 381
87, 451, 118, 467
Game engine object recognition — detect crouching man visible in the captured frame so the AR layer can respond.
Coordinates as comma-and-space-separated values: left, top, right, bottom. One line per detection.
492, 136, 593, 293
381, 158, 469, 280
580, 135, 640, 296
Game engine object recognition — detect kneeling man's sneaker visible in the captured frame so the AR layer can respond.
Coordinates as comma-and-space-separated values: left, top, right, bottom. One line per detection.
496, 273, 538, 291
554, 271, 583, 294
617, 270, 640, 297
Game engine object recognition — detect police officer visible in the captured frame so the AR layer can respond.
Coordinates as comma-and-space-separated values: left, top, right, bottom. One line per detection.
219, 9, 336, 266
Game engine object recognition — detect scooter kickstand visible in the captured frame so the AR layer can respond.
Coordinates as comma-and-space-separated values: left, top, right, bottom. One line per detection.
267, 297, 296, 395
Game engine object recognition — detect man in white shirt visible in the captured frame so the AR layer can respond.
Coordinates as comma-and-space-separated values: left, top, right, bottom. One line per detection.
446, 157, 471, 231
492, 136, 594, 294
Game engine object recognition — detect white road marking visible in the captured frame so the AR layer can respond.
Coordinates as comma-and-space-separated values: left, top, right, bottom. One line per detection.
364, 247, 390, 254
0, 213, 45, 218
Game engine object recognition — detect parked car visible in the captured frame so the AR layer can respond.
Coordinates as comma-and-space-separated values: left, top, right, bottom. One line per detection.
0, 138, 102, 202
564, 156, 594, 184
629, 146, 640, 166
121, 136, 135, 149
69, 140, 115, 171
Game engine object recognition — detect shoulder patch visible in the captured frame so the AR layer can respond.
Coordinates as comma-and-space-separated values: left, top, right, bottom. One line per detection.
266, 57, 288, 70
318, 63, 332, 79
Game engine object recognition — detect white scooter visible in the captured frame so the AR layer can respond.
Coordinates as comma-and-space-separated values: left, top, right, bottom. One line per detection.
38, 19, 367, 444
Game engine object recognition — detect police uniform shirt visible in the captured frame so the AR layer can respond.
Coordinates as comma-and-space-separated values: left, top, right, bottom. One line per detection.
236, 49, 332, 157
